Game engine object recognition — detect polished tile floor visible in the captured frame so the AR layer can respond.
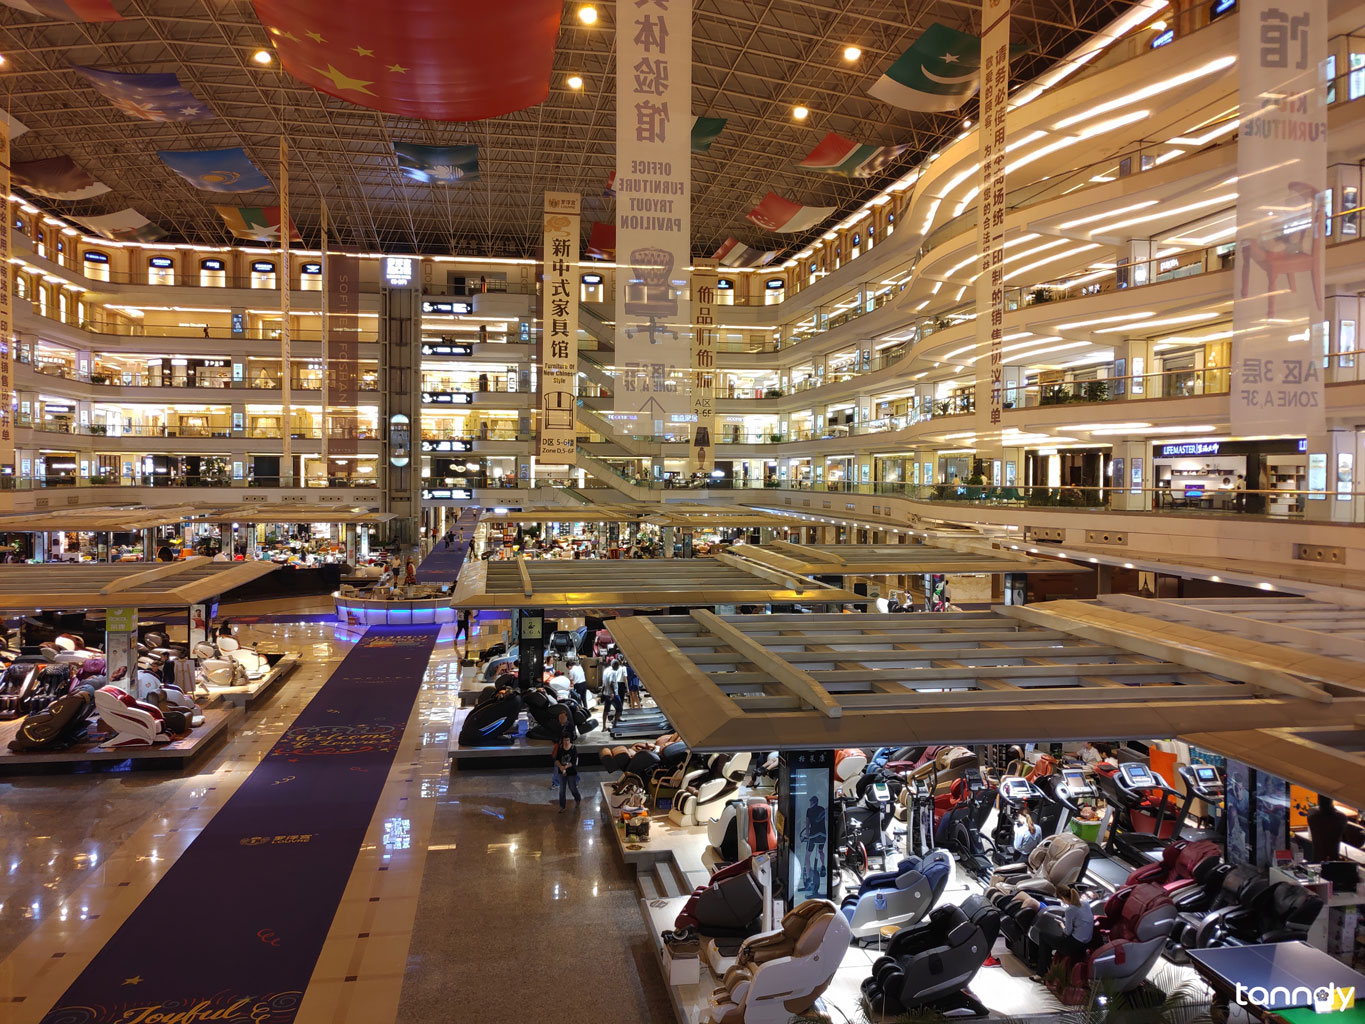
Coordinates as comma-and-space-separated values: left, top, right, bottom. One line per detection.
0, 610, 671, 1024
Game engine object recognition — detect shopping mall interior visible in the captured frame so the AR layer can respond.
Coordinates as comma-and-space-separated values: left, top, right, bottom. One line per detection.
0, 2, 1362, 1024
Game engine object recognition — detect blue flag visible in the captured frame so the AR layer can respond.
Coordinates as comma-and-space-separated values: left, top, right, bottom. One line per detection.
393, 142, 479, 184
72, 65, 214, 122
158, 148, 270, 192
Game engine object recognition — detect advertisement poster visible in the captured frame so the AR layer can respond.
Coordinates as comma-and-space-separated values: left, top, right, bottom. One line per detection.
1225, 760, 1251, 866
689, 258, 718, 474
1231, 0, 1327, 434
781, 750, 832, 904
614, 0, 692, 433
539, 191, 580, 463
1254, 770, 1290, 868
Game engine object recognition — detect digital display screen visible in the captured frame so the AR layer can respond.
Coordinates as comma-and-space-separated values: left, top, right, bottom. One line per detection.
1124, 764, 1155, 785
1196, 766, 1218, 782
1063, 768, 1087, 788
1002, 778, 1031, 797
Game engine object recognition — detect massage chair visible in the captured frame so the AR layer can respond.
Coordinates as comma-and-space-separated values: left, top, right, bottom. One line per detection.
861, 894, 1001, 1018
93, 685, 170, 747
671, 753, 752, 827
523, 687, 596, 741
1125, 838, 1222, 899
704, 899, 852, 1024
1045, 883, 1177, 1005
208, 635, 270, 680
459, 684, 524, 746
833, 748, 868, 797
603, 740, 688, 810
8, 689, 94, 752
709, 798, 778, 865
0, 648, 52, 719
987, 831, 1090, 903
1181, 873, 1323, 950
840, 849, 953, 941
21, 663, 76, 718
668, 857, 766, 955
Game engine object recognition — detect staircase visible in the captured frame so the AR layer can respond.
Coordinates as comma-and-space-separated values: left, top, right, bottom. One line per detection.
580, 304, 614, 346
575, 447, 659, 502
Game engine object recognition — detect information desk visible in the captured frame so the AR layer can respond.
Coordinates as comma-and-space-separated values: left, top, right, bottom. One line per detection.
332, 586, 456, 626
1189, 942, 1365, 1024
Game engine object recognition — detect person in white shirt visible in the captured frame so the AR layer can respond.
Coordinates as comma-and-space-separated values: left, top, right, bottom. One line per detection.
547, 671, 572, 702
566, 656, 588, 708
602, 658, 626, 723
1080, 742, 1102, 765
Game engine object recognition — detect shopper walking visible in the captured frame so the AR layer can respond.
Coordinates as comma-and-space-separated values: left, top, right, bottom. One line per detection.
555, 737, 582, 811
626, 659, 643, 709
566, 656, 588, 709
603, 657, 626, 724
455, 608, 473, 648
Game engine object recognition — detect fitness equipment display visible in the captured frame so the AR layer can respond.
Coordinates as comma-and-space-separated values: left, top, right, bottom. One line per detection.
933, 769, 999, 880
839, 849, 952, 941
1175, 763, 1227, 842
860, 894, 1001, 1018
1094, 762, 1186, 867
709, 798, 778, 865
703, 899, 852, 1024
833, 778, 895, 879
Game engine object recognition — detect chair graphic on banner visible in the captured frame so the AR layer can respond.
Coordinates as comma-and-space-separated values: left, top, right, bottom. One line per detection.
1240, 181, 1324, 319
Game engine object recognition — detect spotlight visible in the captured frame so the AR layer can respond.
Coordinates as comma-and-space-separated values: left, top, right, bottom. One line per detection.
792, 105, 809, 121
567, 75, 584, 90
578, 5, 598, 24
843, 45, 862, 62
252, 49, 273, 65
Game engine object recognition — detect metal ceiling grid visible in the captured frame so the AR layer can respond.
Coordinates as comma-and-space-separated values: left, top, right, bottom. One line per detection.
0, 0, 1133, 256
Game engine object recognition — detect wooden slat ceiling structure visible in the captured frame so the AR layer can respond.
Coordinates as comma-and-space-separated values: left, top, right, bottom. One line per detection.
609, 607, 1365, 808
0, 556, 276, 610
0, 502, 391, 533
450, 555, 861, 611
477, 503, 795, 529
733, 539, 1083, 577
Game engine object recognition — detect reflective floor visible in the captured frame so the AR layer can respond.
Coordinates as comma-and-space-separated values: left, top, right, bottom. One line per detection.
0, 611, 669, 1024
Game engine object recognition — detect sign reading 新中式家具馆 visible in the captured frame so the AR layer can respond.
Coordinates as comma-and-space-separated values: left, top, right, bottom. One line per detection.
539, 191, 580, 464
614, 0, 692, 435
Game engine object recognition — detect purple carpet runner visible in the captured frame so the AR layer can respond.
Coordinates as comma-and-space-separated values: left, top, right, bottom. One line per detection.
39, 510, 481, 1024
415, 506, 480, 582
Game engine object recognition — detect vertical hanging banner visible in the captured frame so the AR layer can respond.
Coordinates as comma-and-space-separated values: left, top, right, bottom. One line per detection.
1231, 0, 1327, 435
327, 247, 361, 458
614, 0, 692, 435
0, 113, 12, 476
279, 137, 292, 484
975, 0, 1010, 431
539, 190, 580, 463
689, 258, 718, 475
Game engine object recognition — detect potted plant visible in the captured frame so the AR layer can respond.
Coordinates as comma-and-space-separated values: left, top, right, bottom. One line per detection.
1083, 380, 1110, 403
1029, 287, 1053, 304
764, 387, 782, 398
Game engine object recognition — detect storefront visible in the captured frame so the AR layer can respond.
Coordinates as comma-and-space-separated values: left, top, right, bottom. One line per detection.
1152, 438, 1306, 514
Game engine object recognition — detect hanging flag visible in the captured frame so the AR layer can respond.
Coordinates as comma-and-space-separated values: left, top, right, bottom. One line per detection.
604, 171, 616, 197
11, 156, 109, 201
73, 208, 164, 243
713, 238, 779, 268
869, 22, 983, 112
250, 0, 559, 121
158, 147, 270, 192
745, 192, 836, 234
585, 221, 615, 260
797, 131, 910, 177
691, 116, 727, 153
1, 0, 122, 20
392, 142, 479, 184
71, 65, 213, 122
215, 205, 302, 243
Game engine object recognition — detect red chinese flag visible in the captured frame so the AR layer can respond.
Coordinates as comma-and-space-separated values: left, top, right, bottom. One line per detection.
251, 0, 560, 121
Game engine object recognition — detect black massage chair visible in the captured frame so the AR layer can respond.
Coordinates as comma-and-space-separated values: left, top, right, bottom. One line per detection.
8, 689, 94, 752
523, 687, 597, 741
861, 894, 1001, 1018
458, 685, 524, 746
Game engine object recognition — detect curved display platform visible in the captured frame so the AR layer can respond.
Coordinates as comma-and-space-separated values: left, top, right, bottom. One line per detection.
333, 590, 457, 627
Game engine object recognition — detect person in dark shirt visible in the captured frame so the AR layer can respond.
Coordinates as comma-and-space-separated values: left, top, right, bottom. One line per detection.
556, 738, 581, 811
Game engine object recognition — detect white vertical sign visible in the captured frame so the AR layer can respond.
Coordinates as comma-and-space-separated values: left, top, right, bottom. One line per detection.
689, 258, 718, 475
0, 115, 12, 475
539, 191, 580, 463
615, 0, 692, 434
1232, 0, 1327, 435
975, 0, 1010, 431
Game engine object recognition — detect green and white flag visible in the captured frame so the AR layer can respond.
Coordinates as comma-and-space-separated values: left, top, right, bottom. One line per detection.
869, 22, 982, 112
691, 116, 726, 153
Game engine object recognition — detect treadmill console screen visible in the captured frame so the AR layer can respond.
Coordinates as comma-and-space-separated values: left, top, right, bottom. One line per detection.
1062, 768, 1089, 792
1001, 777, 1032, 798
1195, 766, 1218, 782
1121, 764, 1156, 786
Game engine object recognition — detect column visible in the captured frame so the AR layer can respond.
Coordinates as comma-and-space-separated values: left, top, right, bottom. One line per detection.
1109, 438, 1150, 511
1304, 428, 1355, 522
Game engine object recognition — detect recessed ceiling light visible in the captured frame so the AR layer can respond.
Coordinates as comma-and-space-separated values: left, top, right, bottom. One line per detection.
252, 49, 273, 65
843, 45, 862, 62
792, 105, 810, 120
567, 75, 584, 90
578, 6, 598, 24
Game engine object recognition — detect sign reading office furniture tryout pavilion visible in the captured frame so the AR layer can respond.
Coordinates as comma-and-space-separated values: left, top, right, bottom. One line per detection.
450, 556, 861, 611
608, 609, 1364, 806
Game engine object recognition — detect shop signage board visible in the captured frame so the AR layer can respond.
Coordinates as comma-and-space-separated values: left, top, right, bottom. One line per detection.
0, 113, 13, 475
614, 0, 692, 434
1231, 0, 1327, 435
689, 258, 719, 475
539, 191, 580, 464
975, 0, 1011, 436
420, 342, 473, 357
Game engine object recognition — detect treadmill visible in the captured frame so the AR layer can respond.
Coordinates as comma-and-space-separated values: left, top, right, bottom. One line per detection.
1097, 761, 1186, 869
1176, 763, 1227, 844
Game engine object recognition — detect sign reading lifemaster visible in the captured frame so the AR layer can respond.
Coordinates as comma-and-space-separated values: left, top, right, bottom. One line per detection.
1231, 0, 1326, 435
614, 0, 692, 434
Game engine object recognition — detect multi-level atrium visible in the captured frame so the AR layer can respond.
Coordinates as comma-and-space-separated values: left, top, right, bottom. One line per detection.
0, 3, 1362, 1024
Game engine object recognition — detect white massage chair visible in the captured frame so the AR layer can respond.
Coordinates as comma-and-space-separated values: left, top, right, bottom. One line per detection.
51, 635, 98, 666
709, 797, 779, 864
94, 685, 170, 747
193, 641, 248, 689
216, 636, 269, 680
671, 752, 752, 827
834, 748, 868, 797
705, 899, 852, 1024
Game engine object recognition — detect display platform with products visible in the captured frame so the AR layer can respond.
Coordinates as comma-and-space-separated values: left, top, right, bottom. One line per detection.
0, 703, 239, 773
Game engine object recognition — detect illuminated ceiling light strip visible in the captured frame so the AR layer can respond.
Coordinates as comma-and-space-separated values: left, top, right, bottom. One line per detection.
1057, 311, 1155, 329
1003, 243, 1100, 282
1093, 311, 1218, 333
1167, 119, 1240, 146
1089, 191, 1237, 234
1052, 56, 1235, 131
1058, 200, 1158, 230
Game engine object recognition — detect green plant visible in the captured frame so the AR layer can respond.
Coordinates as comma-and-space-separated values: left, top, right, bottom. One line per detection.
769, 432, 783, 442
90, 373, 109, 385
89, 424, 107, 436
1041, 384, 1068, 405
1082, 380, 1110, 403
1030, 287, 1054, 304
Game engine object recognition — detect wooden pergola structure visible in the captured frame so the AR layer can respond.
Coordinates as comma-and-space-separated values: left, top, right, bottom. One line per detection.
476, 502, 795, 530
0, 557, 278, 610
731, 539, 1082, 578
609, 606, 1365, 807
